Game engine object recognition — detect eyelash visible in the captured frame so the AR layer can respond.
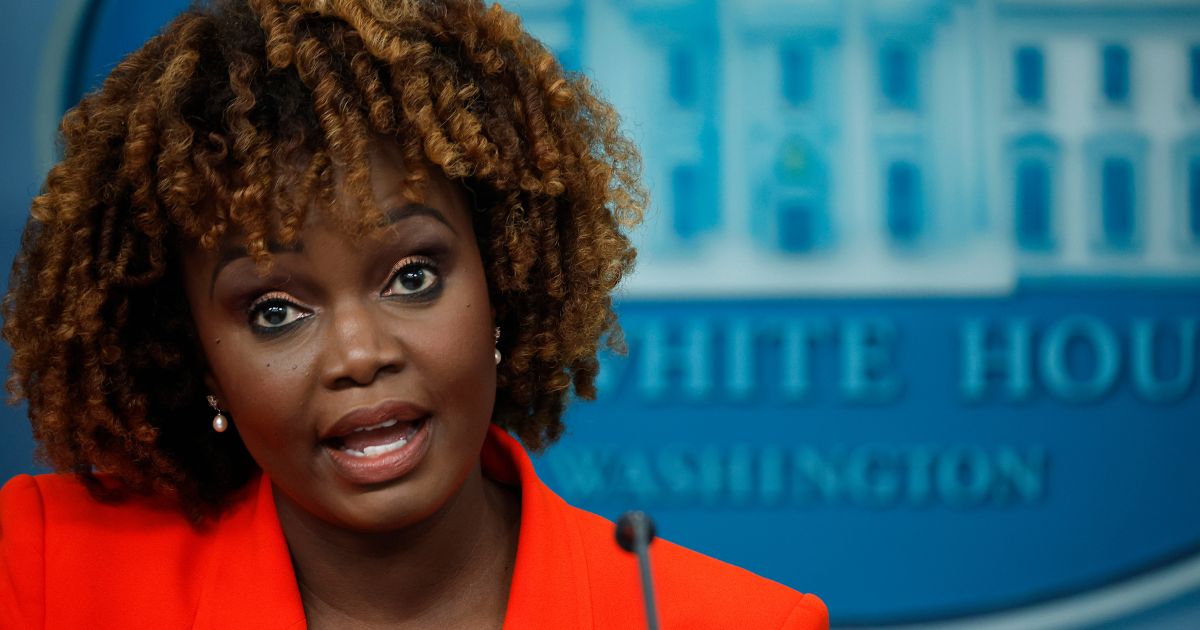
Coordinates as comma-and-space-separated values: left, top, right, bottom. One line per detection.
382, 255, 442, 299
245, 255, 443, 336
247, 291, 311, 335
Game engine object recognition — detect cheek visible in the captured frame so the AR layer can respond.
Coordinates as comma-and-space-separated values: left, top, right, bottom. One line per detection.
436, 314, 496, 392
421, 276, 496, 411
211, 341, 320, 452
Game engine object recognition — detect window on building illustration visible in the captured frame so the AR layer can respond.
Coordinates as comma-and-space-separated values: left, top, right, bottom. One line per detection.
886, 161, 922, 243
1189, 157, 1200, 242
1191, 45, 1200, 104
1101, 44, 1130, 104
778, 200, 824, 253
880, 43, 916, 109
672, 164, 704, 239
669, 47, 697, 108
1015, 160, 1052, 249
1101, 157, 1135, 246
781, 44, 813, 107
1014, 46, 1044, 106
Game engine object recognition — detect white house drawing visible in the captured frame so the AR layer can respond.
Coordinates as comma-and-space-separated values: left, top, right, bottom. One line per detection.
509, 0, 1200, 296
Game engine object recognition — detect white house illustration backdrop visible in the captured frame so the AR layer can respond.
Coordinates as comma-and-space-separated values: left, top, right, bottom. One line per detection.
512, 0, 1200, 296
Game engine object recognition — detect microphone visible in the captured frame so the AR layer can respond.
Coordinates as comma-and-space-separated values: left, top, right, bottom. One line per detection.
616, 511, 660, 630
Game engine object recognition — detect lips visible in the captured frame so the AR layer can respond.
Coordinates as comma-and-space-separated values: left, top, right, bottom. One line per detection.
323, 400, 429, 440
333, 418, 419, 457
321, 400, 433, 485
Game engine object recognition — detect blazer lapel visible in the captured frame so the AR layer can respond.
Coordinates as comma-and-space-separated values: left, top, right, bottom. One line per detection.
486, 426, 595, 629
192, 474, 307, 630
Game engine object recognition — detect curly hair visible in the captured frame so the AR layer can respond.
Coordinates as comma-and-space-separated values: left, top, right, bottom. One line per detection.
2, 0, 644, 516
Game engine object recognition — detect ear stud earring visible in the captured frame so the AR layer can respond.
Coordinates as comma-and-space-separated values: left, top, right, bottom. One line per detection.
494, 327, 502, 365
206, 395, 228, 433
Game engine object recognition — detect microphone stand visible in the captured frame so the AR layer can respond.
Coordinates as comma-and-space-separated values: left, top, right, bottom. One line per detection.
616, 511, 660, 630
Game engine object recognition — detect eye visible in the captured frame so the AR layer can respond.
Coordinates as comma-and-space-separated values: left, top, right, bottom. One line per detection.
248, 293, 312, 333
383, 256, 441, 298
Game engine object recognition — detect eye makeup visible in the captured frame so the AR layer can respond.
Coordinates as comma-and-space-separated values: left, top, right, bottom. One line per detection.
247, 291, 314, 336
381, 255, 442, 301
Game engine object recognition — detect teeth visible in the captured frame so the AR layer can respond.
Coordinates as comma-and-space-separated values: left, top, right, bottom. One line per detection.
339, 436, 409, 458
353, 418, 399, 433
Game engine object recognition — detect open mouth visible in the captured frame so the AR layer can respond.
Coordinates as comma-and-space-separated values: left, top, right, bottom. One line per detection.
325, 416, 427, 458
321, 413, 433, 485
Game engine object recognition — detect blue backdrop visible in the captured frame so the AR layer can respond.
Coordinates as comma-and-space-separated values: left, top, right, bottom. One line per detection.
2, 1, 1199, 628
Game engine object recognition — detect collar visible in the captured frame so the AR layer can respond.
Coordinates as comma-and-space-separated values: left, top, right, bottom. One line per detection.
486, 425, 595, 628
191, 424, 595, 629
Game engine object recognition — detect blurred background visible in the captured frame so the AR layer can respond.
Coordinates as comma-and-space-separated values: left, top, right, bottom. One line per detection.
2, 0, 1199, 627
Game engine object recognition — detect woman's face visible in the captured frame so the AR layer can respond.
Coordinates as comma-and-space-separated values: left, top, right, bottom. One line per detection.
182, 144, 497, 532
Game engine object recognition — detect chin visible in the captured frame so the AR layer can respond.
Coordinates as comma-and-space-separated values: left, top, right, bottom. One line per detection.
319, 459, 475, 534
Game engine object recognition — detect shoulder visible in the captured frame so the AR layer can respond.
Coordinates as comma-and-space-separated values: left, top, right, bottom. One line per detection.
1, 471, 197, 537
563, 505, 828, 630
1, 475, 47, 629
486, 427, 827, 628
0, 473, 228, 629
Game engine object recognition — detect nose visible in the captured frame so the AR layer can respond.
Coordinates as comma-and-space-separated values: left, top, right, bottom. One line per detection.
320, 299, 405, 389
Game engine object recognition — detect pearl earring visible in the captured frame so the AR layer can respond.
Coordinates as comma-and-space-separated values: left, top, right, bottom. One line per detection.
494, 327, 502, 365
206, 395, 228, 433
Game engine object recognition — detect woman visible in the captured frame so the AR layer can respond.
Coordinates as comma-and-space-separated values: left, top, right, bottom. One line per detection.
0, 0, 828, 628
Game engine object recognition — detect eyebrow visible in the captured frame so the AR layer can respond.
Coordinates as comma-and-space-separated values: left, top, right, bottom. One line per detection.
207, 203, 456, 296
384, 203, 457, 235
209, 240, 303, 298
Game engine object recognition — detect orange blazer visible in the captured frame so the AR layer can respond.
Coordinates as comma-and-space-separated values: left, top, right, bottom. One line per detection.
0, 426, 828, 629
